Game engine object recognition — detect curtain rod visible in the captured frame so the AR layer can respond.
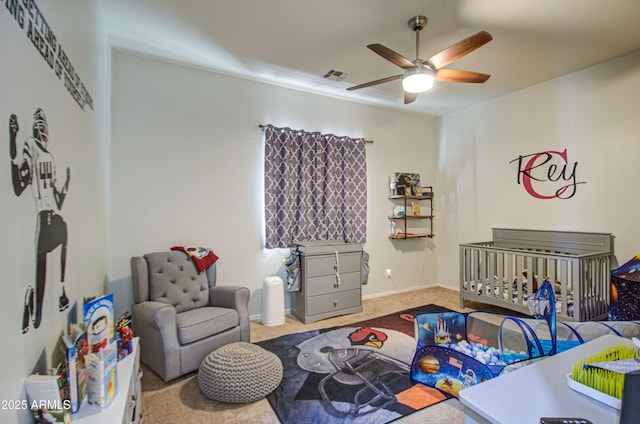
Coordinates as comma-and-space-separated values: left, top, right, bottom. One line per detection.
259, 124, 373, 144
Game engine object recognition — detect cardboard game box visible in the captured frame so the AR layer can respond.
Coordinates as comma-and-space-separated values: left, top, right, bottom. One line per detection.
85, 344, 118, 410
60, 324, 88, 414
83, 294, 115, 354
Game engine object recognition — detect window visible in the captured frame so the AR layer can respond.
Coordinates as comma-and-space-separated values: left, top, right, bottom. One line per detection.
263, 125, 367, 249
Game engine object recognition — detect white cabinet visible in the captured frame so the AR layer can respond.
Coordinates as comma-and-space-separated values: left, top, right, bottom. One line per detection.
73, 338, 142, 423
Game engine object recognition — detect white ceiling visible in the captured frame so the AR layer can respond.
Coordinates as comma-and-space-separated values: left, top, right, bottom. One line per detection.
100, 0, 640, 116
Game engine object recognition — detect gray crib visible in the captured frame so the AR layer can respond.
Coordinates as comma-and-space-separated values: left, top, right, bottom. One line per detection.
460, 228, 613, 321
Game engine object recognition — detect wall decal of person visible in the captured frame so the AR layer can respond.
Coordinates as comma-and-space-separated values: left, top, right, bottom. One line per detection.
9, 109, 71, 334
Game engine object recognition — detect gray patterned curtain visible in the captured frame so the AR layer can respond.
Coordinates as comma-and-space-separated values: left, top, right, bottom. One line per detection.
264, 125, 367, 249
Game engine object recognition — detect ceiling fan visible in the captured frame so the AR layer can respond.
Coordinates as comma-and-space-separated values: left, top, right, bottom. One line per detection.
347, 16, 493, 104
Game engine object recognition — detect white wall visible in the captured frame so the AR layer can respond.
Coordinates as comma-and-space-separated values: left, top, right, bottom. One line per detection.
109, 50, 439, 317
0, 1, 107, 422
436, 50, 640, 290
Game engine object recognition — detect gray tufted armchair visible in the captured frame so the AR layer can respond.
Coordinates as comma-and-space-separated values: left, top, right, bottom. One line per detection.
131, 250, 250, 382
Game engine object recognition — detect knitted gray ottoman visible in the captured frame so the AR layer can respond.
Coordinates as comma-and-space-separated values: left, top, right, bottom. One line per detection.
198, 342, 283, 403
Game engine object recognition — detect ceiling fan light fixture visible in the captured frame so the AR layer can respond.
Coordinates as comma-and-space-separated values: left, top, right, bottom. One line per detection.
402, 67, 435, 93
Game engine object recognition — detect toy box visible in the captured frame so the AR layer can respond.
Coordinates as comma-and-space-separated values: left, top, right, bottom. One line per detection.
410, 279, 559, 397
84, 293, 115, 353
610, 254, 640, 321
85, 344, 118, 410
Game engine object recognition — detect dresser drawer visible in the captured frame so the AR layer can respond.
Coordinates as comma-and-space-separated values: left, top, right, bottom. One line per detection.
305, 252, 361, 278
306, 288, 361, 316
306, 271, 360, 297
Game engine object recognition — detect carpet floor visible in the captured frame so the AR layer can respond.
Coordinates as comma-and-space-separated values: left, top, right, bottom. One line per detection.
256, 304, 456, 423
139, 286, 513, 423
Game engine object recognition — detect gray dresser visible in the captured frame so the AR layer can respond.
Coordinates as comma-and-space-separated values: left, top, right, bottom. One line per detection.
290, 240, 363, 324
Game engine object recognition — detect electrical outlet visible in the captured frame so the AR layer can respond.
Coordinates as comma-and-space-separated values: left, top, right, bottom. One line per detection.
386, 269, 392, 278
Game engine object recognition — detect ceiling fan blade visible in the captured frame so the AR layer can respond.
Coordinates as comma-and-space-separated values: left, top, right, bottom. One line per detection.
368, 44, 415, 69
404, 92, 418, 104
435, 69, 490, 83
346, 74, 402, 91
426, 31, 493, 70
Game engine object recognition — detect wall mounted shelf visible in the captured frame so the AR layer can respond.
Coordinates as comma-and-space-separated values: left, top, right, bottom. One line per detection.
388, 186, 434, 239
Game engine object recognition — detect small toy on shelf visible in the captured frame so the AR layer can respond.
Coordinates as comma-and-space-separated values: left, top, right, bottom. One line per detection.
116, 311, 134, 360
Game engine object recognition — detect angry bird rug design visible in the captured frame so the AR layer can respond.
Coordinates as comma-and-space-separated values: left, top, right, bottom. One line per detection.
295, 326, 438, 418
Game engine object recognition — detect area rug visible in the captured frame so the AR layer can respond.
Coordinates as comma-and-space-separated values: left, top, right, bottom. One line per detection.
256, 304, 454, 424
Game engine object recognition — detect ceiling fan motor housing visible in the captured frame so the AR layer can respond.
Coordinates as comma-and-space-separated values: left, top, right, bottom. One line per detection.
408, 15, 427, 32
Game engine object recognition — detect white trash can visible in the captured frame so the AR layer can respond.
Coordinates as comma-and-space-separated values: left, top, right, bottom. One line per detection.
262, 276, 285, 326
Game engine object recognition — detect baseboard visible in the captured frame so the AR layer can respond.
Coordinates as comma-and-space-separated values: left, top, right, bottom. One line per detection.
362, 283, 441, 300
250, 310, 291, 322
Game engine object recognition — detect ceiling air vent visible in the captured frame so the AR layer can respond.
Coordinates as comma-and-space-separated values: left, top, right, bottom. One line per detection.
322, 69, 349, 81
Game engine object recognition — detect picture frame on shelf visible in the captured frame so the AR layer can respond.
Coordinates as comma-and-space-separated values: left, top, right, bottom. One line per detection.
394, 172, 420, 196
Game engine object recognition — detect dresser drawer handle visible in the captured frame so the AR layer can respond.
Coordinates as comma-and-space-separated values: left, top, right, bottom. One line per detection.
333, 300, 338, 307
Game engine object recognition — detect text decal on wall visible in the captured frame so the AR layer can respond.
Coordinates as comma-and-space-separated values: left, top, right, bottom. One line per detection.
3, 0, 94, 111
509, 149, 586, 199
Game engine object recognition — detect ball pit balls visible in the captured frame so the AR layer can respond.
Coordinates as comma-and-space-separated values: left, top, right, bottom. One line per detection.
418, 355, 440, 374
451, 340, 529, 366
